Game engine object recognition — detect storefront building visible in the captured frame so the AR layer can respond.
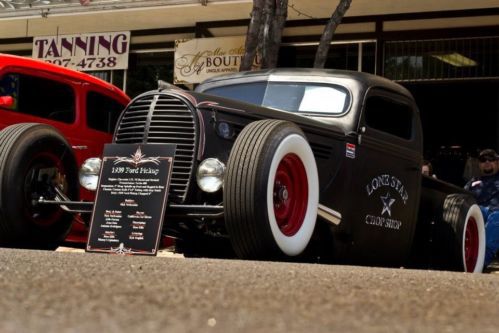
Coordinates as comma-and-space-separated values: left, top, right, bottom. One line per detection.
0, 0, 499, 185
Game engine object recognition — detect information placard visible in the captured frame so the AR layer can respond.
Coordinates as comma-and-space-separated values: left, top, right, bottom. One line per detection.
86, 144, 175, 255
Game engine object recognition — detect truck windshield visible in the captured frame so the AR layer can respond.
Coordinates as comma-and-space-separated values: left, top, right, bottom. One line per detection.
204, 81, 350, 115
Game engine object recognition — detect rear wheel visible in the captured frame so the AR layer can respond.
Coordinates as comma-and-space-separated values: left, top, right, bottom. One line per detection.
0, 123, 78, 249
437, 194, 485, 272
224, 120, 319, 259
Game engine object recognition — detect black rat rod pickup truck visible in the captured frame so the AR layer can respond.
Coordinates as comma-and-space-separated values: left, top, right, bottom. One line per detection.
1, 68, 486, 272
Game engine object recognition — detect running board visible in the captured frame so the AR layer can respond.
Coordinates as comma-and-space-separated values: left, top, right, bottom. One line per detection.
318, 204, 342, 226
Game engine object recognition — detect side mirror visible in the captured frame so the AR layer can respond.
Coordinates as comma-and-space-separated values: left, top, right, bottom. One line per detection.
0, 96, 13, 108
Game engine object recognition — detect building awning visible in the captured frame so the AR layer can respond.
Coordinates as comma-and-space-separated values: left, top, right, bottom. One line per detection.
0, 0, 497, 19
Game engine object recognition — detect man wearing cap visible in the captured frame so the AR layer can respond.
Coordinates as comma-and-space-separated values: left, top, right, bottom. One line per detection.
465, 148, 499, 268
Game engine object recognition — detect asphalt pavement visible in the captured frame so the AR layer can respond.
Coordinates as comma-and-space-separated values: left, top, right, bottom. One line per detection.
1, 247, 499, 333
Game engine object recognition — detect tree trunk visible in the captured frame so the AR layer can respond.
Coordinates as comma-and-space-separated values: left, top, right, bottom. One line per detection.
264, 0, 288, 69
313, 0, 352, 69
241, 0, 288, 71
261, 0, 274, 68
240, 0, 265, 71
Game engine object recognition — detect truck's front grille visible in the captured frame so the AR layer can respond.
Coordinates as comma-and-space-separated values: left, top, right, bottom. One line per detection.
114, 93, 198, 203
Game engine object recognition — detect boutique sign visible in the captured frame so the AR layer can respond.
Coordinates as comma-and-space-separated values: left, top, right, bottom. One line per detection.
174, 36, 260, 84
32, 31, 130, 72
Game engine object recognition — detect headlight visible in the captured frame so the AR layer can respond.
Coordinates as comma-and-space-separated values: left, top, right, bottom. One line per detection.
79, 158, 102, 191
196, 158, 225, 193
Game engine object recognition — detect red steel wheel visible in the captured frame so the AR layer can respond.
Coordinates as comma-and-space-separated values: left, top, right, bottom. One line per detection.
464, 215, 479, 272
273, 153, 308, 236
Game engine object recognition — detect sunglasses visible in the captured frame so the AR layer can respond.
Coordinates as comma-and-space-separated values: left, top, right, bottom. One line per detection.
479, 156, 497, 163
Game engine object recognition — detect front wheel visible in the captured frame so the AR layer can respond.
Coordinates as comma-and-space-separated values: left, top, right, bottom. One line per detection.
0, 123, 79, 249
224, 120, 319, 259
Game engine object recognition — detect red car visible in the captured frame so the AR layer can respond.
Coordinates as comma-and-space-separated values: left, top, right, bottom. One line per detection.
0, 54, 129, 247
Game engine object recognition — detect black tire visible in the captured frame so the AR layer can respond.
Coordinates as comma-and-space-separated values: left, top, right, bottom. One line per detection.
224, 120, 319, 259
0, 123, 79, 249
436, 193, 485, 272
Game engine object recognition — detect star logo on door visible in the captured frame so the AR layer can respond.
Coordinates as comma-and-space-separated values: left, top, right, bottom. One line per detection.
380, 192, 395, 217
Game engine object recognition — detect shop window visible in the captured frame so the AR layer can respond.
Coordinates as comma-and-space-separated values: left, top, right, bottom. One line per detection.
89, 71, 110, 82
126, 52, 173, 98
0, 73, 75, 123
87, 91, 126, 133
111, 70, 125, 90
278, 41, 376, 73
361, 42, 376, 74
88, 70, 124, 91
384, 37, 499, 81
364, 95, 413, 140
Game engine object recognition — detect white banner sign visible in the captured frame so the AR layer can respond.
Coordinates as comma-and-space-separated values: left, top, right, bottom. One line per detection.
174, 36, 260, 84
32, 31, 130, 72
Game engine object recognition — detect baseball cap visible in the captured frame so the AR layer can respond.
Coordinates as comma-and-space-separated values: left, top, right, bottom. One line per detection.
478, 149, 499, 162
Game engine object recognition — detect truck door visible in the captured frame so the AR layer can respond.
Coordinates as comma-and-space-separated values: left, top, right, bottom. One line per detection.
347, 89, 423, 267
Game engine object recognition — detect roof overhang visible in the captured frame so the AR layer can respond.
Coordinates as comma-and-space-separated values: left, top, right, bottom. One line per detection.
1, 0, 498, 18
0, 0, 498, 39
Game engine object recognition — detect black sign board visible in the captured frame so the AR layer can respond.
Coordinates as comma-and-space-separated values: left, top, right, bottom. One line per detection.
86, 143, 175, 255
